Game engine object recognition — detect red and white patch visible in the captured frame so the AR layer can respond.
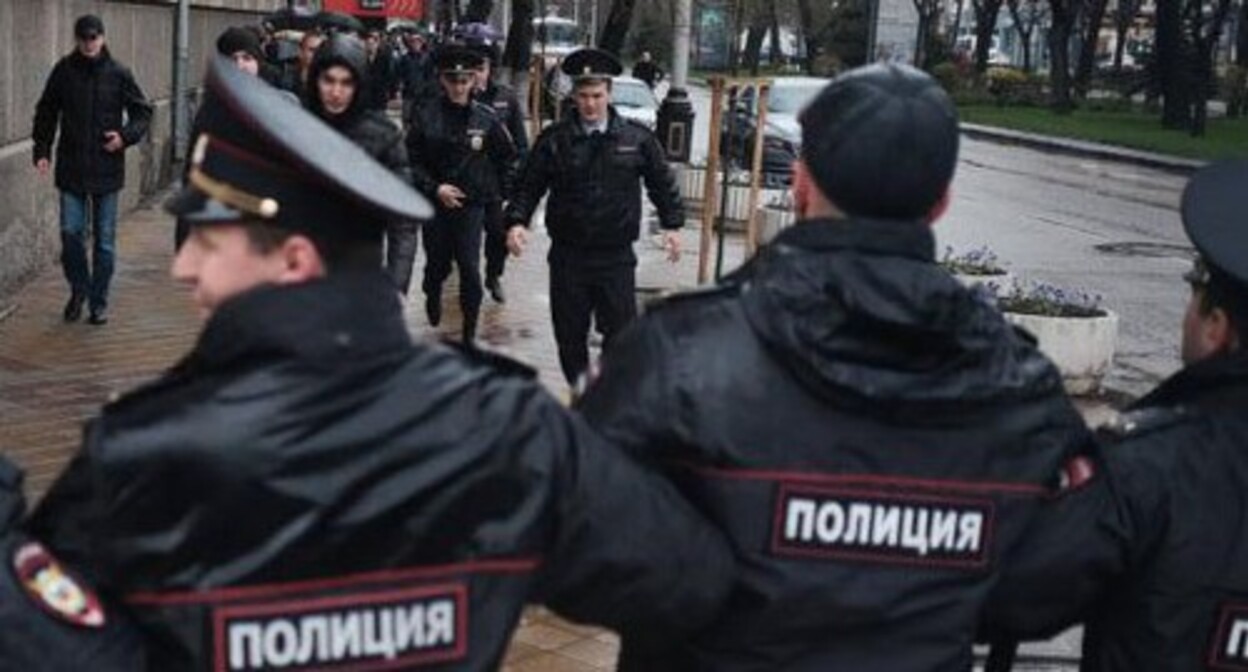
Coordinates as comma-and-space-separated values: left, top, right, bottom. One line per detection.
12, 542, 105, 628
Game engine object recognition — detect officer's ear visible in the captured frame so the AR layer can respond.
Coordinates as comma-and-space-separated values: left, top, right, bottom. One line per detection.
275, 234, 328, 284
924, 187, 952, 226
791, 159, 840, 221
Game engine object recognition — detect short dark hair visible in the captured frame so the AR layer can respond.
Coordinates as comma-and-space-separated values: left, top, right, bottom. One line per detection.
239, 221, 381, 273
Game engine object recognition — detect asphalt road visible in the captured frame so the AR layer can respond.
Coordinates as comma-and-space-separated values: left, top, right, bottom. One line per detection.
683, 83, 1190, 397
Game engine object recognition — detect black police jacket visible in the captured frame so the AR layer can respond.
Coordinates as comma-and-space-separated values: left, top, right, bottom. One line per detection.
577, 218, 1089, 671
0, 456, 145, 671
26, 273, 733, 671
506, 109, 683, 251
32, 48, 153, 195
406, 96, 516, 206
982, 351, 1248, 671
476, 81, 529, 161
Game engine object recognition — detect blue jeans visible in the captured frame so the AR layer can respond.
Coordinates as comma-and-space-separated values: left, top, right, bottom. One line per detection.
59, 191, 118, 312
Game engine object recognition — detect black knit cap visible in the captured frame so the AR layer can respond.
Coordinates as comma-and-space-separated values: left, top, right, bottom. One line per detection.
216, 27, 263, 61
799, 63, 959, 221
74, 15, 104, 39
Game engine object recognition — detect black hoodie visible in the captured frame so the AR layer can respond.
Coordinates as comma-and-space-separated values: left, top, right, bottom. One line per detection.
579, 217, 1091, 671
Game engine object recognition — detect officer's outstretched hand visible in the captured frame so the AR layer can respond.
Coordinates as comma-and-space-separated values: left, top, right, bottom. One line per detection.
662, 230, 681, 263
507, 225, 528, 257
436, 184, 466, 209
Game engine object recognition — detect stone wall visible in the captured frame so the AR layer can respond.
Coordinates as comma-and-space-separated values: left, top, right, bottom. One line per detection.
0, 0, 285, 299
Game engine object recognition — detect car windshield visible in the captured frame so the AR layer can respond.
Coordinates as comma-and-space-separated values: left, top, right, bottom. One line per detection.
612, 82, 655, 108
536, 22, 581, 47
767, 83, 823, 114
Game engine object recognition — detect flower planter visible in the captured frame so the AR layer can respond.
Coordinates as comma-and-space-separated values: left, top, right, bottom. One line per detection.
952, 271, 1013, 297
1004, 309, 1119, 395
758, 206, 795, 244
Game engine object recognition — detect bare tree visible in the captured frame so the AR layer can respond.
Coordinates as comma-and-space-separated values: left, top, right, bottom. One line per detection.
1047, 0, 1078, 110
970, 0, 1005, 75
1186, 0, 1236, 135
1111, 0, 1143, 72
464, 0, 493, 23
1005, 0, 1046, 71
797, 0, 818, 72
950, 0, 966, 52
913, 0, 944, 67
1074, 0, 1110, 98
599, 0, 640, 54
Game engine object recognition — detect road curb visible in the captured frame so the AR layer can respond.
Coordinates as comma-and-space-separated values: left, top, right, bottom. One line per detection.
960, 123, 1206, 175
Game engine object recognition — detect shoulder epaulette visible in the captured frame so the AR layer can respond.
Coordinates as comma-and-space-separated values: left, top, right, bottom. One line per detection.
1098, 405, 1193, 440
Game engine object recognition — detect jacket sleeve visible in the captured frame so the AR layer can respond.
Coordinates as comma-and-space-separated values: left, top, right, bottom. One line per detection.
505, 91, 530, 161
32, 62, 63, 164
487, 117, 518, 201
503, 127, 556, 229
23, 443, 106, 588
118, 68, 153, 147
404, 107, 440, 199
639, 130, 684, 231
979, 444, 1138, 643
532, 395, 733, 643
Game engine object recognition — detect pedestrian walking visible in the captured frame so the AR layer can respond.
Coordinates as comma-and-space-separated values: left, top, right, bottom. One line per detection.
983, 160, 1248, 672
506, 48, 682, 384
408, 45, 518, 343
25, 56, 732, 672
305, 33, 418, 294
631, 51, 664, 90
576, 63, 1092, 670
32, 14, 152, 325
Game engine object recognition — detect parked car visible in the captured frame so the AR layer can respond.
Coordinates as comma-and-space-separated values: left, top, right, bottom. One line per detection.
722, 76, 826, 185
611, 76, 659, 129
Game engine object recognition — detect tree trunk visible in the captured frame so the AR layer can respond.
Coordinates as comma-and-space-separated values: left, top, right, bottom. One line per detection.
1157, 0, 1192, 129
797, 0, 817, 72
1237, 0, 1248, 66
502, 0, 535, 100
464, 0, 493, 23
598, 0, 639, 55
971, 0, 1004, 75
1048, 0, 1076, 111
768, 0, 783, 67
1112, 0, 1137, 72
1006, 0, 1032, 72
744, 17, 768, 75
1074, 0, 1109, 98
951, 0, 965, 52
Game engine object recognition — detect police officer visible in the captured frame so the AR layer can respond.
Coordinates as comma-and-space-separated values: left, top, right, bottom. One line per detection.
462, 33, 528, 304
506, 48, 683, 385
25, 56, 731, 672
981, 160, 1248, 671
0, 456, 144, 670
407, 45, 517, 343
576, 63, 1091, 669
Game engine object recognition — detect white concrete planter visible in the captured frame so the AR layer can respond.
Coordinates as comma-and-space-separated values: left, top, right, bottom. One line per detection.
1004, 309, 1119, 395
758, 206, 795, 244
952, 271, 1013, 297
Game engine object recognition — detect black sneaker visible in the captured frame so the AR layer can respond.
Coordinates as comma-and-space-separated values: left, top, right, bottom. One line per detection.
87, 308, 108, 325
63, 294, 85, 322
485, 277, 506, 304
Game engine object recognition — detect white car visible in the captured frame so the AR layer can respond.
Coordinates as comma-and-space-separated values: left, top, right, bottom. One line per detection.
611, 76, 659, 130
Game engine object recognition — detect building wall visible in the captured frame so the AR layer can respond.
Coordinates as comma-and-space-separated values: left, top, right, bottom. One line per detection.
0, 0, 284, 300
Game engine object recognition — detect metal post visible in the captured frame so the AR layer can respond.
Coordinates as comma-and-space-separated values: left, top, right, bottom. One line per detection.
744, 81, 769, 257
172, 0, 191, 164
673, 0, 692, 88
866, 0, 881, 62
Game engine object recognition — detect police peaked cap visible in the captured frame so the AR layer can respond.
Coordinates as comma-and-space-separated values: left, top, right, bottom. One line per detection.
799, 63, 959, 221
435, 45, 485, 75
561, 48, 622, 82
1182, 160, 1248, 293
166, 56, 431, 237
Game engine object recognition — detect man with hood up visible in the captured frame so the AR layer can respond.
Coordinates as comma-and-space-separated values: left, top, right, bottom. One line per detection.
305, 33, 420, 295
576, 63, 1091, 670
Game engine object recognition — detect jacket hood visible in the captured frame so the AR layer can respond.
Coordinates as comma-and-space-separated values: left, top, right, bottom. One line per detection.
306, 35, 370, 126
740, 218, 1061, 406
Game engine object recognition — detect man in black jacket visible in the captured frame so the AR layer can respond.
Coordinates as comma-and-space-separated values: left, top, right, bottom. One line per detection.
26, 56, 732, 672
407, 46, 518, 343
506, 48, 683, 385
981, 160, 1248, 672
32, 15, 152, 326
576, 63, 1090, 670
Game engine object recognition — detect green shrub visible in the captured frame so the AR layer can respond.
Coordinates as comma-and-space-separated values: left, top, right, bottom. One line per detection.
930, 61, 962, 94
1223, 66, 1247, 118
985, 67, 1044, 107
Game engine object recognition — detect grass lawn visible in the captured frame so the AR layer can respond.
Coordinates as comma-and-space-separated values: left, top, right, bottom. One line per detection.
959, 105, 1248, 161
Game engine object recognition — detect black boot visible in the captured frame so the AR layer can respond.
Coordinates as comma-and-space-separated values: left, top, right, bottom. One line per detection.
425, 292, 442, 327
485, 276, 506, 304
462, 312, 478, 345
63, 293, 85, 323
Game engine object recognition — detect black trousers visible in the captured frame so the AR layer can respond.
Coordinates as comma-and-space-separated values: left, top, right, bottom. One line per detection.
423, 206, 485, 331
385, 221, 420, 294
549, 246, 637, 384
483, 200, 507, 281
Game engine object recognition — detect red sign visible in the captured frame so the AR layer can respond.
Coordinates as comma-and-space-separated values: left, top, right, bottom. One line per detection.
321, 0, 423, 19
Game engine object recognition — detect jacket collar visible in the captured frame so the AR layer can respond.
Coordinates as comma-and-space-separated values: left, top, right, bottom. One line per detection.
181, 272, 410, 373
769, 217, 936, 263
1135, 350, 1248, 413
571, 108, 623, 138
